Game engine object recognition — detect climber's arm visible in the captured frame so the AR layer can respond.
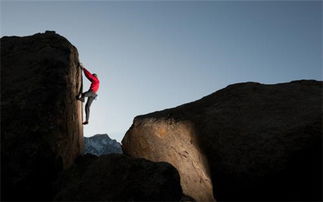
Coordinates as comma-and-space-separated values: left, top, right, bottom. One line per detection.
81, 65, 95, 81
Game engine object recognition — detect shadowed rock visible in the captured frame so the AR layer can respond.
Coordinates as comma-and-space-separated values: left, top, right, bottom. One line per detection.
1, 31, 83, 200
54, 153, 183, 201
122, 80, 322, 201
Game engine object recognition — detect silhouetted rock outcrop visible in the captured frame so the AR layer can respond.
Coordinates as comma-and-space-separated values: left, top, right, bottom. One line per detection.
1, 32, 184, 201
1, 31, 83, 200
54, 153, 183, 201
84, 134, 122, 155
122, 80, 322, 201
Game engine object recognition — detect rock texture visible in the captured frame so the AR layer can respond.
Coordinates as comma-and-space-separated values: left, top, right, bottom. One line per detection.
123, 120, 214, 201
122, 80, 322, 201
1, 31, 83, 200
54, 153, 183, 201
84, 134, 122, 156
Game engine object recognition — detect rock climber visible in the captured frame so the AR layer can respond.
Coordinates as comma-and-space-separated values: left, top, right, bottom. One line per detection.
77, 63, 100, 125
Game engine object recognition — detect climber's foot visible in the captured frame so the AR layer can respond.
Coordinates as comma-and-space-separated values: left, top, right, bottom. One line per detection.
76, 96, 85, 102
82, 121, 88, 125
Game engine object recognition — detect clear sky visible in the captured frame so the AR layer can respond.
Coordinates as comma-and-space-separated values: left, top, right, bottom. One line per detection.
1, 1, 322, 142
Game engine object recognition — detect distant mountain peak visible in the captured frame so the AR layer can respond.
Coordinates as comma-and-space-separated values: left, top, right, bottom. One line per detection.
88, 133, 111, 139
84, 134, 122, 156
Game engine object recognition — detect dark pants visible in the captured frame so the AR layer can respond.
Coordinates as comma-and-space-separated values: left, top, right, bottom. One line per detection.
81, 90, 97, 122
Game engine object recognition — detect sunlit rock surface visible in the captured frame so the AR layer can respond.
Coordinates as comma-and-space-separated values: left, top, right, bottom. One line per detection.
123, 80, 322, 201
54, 153, 183, 201
1, 31, 83, 200
123, 119, 214, 201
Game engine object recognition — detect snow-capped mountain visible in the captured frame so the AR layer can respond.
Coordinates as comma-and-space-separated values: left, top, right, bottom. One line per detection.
84, 134, 122, 156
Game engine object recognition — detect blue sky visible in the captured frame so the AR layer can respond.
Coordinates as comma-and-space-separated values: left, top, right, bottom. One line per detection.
1, 1, 322, 142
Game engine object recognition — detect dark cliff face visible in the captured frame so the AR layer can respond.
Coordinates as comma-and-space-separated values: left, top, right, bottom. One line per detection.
1, 31, 84, 200
123, 80, 322, 201
1, 32, 184, 201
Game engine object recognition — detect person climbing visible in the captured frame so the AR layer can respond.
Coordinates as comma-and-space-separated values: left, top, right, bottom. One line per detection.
77, 63, 100, 125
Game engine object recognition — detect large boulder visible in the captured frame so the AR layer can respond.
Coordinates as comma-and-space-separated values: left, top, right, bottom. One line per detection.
122, 80, 322, 201
1, 31, 83, 200
54, 153, 183, 201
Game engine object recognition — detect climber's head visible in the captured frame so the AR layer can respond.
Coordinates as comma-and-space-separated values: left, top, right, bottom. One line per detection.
93, 73, 97, 78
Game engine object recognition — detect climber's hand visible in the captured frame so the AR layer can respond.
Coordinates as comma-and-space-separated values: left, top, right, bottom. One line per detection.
79, 63, 84, 69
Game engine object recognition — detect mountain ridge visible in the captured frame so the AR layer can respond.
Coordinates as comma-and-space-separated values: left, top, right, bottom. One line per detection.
84, 134, 122, 155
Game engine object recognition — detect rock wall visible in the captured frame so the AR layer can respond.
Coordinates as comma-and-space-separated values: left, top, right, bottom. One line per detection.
1, 31, 84, 200
122, 80, 322, 201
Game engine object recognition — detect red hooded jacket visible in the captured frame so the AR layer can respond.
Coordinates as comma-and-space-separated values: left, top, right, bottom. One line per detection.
83, 67, 100, 93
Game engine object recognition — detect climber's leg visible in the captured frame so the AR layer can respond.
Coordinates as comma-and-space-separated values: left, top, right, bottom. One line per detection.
83, 94, 96, 125
82, 90, 94, 98
77, 90, 92, 102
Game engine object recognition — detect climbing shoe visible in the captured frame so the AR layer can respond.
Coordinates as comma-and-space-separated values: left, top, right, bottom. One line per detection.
76, 96, 85, 102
